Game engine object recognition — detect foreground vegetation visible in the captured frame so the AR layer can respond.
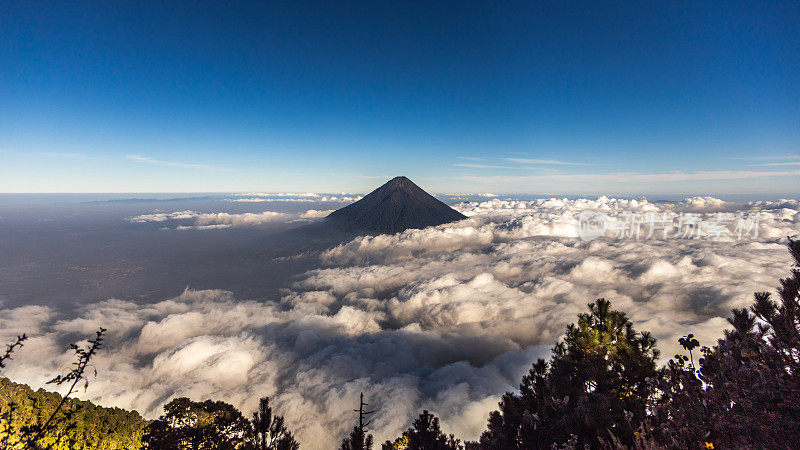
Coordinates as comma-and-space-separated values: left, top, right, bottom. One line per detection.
0, 377, 147, 449
3, 239, 799, 449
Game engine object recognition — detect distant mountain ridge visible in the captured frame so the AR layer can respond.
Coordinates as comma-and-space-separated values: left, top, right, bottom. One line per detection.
326, 176, 466, 234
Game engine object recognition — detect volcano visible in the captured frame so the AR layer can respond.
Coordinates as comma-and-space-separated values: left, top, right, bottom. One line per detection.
326, 176, 467, 234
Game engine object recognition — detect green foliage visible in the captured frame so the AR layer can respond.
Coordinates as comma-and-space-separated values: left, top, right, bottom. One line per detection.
479, 298, 659, 449
382, 410, 461, 450
0, 327, 145, 449
143, 396, 299, 450
0, 335, 27, 370
26, 327, 107, 447
248, 397, 299, 450
0, 377, 148, 449
340, 425, 374, 450
142, 397, 251, 449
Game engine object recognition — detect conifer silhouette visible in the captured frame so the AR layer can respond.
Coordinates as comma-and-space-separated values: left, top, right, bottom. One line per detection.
340, 393, 375, 450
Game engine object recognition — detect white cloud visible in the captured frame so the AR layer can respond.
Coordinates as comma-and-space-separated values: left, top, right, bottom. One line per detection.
0, 290, 540, 449
176, 224, 232, 230
129, 209, 338, 229
504, 158, 591, 166
235, 192, 321, 197
673, 196, 728, 211
454, 158, 591, 169
3, 196, 799, 449
129, 210, 199, 222
226, 194, 362, 203
299, 210, 336, 219
461, 169, 800, 186
193, 212, 289, 227
758, 161, 800, 166
125, 154, 223, 170
454, 163, 518, 169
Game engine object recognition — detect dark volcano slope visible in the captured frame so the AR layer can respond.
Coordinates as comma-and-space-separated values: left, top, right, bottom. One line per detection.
325, 176, 467, 234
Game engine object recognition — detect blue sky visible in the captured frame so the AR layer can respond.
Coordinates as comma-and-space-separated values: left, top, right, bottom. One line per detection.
1, 1, 798, 194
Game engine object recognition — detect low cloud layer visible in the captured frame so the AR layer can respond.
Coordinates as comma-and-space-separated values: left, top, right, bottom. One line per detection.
227, 193, 363, 203
130, 209, 336, 230
3, 196, 799, 448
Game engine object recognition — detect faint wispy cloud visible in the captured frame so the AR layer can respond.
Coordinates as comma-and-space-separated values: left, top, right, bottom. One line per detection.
727, 154, 800, 161
456, 156, 486, 161
504, 158, 591, 166
454, 163, 518, 169
461, 169, 800, 185
758, 161, 800, 166
126, 154, 224, 170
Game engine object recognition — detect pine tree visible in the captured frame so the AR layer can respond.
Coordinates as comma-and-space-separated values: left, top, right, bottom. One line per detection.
651, 238, 800, 448
341, 426, 374, 450
247, 397, 299, 450
142, 398, 251, 449
480, 299, 659, 449
383, 410, 461, 450
340, 393, 375, 450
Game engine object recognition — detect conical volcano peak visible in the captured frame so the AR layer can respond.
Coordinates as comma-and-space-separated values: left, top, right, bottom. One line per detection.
372, 176, 430, 199
326, 176, 466, 234
385, 176, 413, 188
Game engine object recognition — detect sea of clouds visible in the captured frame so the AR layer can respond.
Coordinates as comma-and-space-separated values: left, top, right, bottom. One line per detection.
2, 196, 799, 448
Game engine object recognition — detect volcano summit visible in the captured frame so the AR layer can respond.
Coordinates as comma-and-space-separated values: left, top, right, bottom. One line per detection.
326, 176, 466, 234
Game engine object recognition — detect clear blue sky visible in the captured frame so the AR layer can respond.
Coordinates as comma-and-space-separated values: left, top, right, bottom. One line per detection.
1, 1, 798, 194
